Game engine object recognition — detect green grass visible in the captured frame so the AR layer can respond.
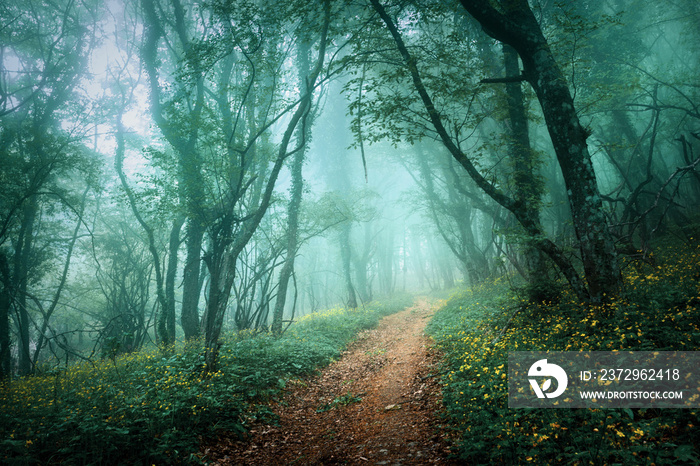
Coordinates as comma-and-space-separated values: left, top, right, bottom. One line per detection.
0, 292, 414, 465
426, 237, 700, 464
316, 391, 363, 413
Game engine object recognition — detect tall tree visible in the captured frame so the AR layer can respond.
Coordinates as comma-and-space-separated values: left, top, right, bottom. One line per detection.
0, 0, 100, 375
198, 0, 331, 371
271, 38, 315, 335
455, 0, 622, 300
140, 0, 206, 340
365, 0, 617, 301
114, 104, 172, 346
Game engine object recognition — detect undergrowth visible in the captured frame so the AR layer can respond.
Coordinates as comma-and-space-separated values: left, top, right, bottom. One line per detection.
0, 293, 413, 465
427, 237, 700, 464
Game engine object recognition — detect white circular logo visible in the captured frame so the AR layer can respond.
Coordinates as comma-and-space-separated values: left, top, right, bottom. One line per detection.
528, 358, 568, 399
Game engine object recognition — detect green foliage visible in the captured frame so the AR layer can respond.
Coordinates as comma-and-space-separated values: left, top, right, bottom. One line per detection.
0, 294, 412, 464
427, 238, 700, 464
316, 391, 363, 413
519, 275, 565, 305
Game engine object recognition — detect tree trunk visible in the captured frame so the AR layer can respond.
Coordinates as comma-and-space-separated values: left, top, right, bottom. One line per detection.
458, 0, 622, 300
377, 227, 394, 295
202, 1, 330, 371
115, 110, 172, 347
271, 148, 304, 334
371, 0, 618, 301
180, 218, 203, 339
339, 224, 358, 309
32, 188, 88, 367
166, 215, 185, 342
0, 252, 12, 379
141, 0, 206, 339
271, 39, 312, 335
502, 43, 549, 285
15, 196, 37, 375
203, 247, 237, 372
353, 221, 373, 302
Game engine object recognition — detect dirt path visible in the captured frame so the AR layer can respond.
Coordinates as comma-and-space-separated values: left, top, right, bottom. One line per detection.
204, 298, 456, 465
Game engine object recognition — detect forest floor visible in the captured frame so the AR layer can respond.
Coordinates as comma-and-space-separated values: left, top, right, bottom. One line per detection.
202, 298, 458, 465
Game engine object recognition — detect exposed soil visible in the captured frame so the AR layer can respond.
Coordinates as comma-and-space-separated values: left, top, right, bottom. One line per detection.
202, 298, 457, 465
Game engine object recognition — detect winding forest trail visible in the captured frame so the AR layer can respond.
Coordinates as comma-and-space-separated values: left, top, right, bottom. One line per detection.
204, 298, 457, 465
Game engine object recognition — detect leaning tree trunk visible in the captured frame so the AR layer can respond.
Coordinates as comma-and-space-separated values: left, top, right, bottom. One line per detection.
458, 0, 622, 300
370, 0, 590, 299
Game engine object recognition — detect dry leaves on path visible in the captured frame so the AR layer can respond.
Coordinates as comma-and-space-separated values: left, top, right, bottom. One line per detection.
203, 298, 458, 465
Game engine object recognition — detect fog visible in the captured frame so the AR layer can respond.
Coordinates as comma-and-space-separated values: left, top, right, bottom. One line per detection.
1, 0, 698, 376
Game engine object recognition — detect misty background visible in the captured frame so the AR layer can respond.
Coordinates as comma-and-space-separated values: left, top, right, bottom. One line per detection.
1, 0, 698, 377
